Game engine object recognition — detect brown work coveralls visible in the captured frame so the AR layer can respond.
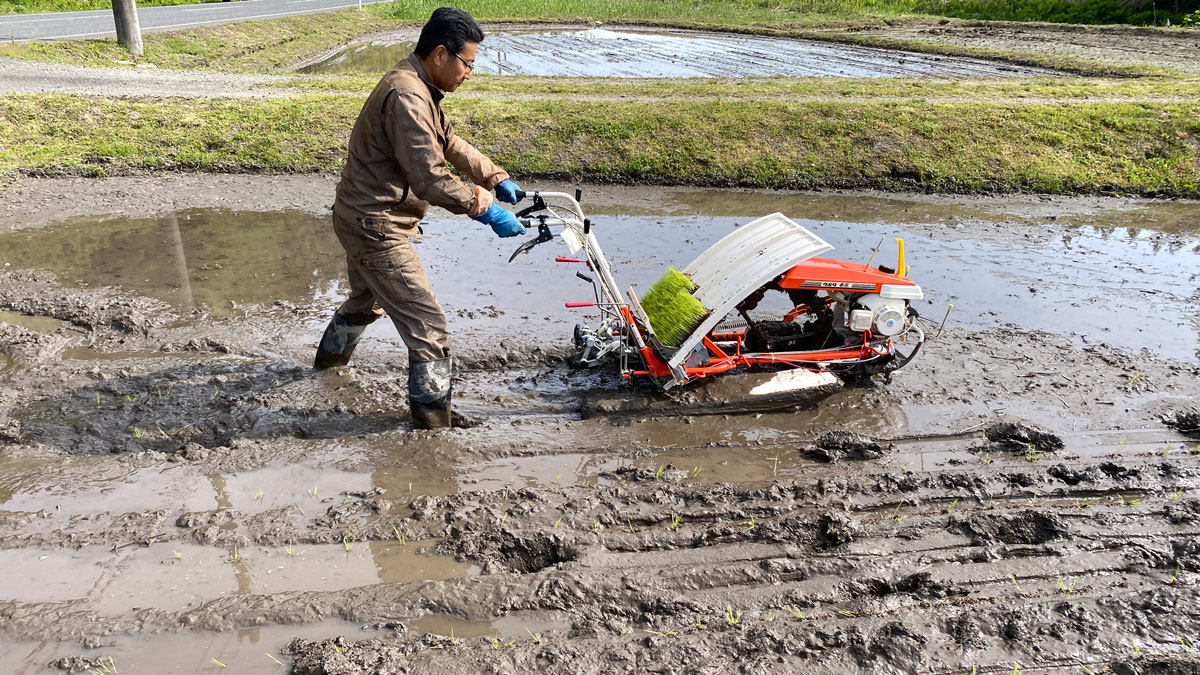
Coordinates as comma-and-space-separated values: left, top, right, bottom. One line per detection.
331, 53, 509, 361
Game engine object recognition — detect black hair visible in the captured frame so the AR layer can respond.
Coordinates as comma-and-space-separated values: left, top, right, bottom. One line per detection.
414, 7, 485, 58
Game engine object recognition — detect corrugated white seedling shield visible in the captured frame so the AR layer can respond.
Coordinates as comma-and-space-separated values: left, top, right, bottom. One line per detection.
667, 213, 833, 370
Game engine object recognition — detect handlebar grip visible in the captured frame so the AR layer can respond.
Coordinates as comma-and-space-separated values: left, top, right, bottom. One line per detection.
515, 190, 527, 201
565, 302, 594, 308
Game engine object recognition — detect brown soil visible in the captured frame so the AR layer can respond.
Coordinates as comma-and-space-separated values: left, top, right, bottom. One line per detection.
1, 175, 1199, 674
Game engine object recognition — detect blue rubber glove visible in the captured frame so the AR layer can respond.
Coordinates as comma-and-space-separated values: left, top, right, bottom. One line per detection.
494, 179, 523, 205
472, 204, 526, 238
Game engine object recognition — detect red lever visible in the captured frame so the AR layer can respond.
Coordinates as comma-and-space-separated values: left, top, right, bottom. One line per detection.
555, 257, 582, 263
565, 302, 594, 308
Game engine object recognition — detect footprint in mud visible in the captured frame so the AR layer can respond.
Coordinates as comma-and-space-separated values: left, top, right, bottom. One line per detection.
7, 361, 403, 454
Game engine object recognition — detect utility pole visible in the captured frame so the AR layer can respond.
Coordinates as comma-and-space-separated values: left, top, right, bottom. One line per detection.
112, 0, 143, 56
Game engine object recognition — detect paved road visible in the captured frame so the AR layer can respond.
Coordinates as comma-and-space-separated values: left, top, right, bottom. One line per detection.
0, 0, 389, 41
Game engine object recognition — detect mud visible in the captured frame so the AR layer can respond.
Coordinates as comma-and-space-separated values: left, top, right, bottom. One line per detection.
298, 26, 1056, 78
2, 176, 1200, 673
863, 22, 1200, 75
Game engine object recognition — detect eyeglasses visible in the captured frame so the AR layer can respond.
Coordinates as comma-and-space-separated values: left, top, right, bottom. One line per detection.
451, 51, 475, 72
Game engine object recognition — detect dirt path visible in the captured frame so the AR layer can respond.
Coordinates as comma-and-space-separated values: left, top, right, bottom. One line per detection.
1, 175, 1198, 673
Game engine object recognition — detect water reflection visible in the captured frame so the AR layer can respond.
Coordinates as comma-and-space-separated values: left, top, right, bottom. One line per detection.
0, 208, 343, 317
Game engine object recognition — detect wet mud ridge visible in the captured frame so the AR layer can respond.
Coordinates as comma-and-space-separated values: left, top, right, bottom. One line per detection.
2, 182, 1200, 673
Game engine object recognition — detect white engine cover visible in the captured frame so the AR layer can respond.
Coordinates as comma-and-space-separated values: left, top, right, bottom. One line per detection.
854, 294, 907, 337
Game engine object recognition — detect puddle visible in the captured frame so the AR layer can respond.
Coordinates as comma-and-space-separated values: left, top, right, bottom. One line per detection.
0, 311, 64, 334
1, 621, 382, 675
299, 26, 1055, 78
0, 208, 342, 318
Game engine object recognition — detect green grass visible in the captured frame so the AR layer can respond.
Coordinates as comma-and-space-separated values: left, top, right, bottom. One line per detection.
3, 93, 1196, 195
278, 73, 1200, 100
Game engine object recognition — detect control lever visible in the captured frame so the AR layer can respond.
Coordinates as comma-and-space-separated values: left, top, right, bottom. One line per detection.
508, 218, 555, 263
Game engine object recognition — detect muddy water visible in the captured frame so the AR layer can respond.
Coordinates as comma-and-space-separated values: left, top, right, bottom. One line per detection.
1, 188, 1195, 360
298, 26, 1055, 78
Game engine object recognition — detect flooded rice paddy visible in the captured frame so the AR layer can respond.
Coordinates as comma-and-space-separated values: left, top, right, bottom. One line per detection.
1, 181, 1198, 673
299, 27, 1056, 78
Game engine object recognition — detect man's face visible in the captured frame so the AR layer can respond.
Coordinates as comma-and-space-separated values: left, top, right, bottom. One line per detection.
431, 42, 476, 93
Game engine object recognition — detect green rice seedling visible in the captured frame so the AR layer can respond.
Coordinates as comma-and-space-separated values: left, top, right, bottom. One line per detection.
644, 629, 677, 637
1024, 443, 1042, 464
96, 392, 101, 405
901, 461, 914, 471
1030, 491, 1039, 506
211, 386, 220, 400
670, 513, 681, 530
969, 667, 977, 675
173, 549, 182, 561
550, 474, 561, 484
156, 424, 169, 438
620, 626, 632, 636
725, 605, 741, 626
785, 606, 805, 620
945, 498, 959, 513
1168, 567, 1179, 585
391, 522, 407, 545
342, 537, 354, 552
771, 453, 780, 478
229, 546, 240, 562
593, 519, 601, 534
655, 464, 666, 480
211, 658, 227, 668
834, 607, 855, 617
254, 489, 264, 501
626, 520, 634, 533
1161, 444, 1175, 456
691, 466, 703, 479
499, 512, 508, 528
133, 427, 145, 439
1117, 436, 1128, 452
1181, 636, 1195, 651
553, 515, 563, 529
407, 481, 413, 491
1170, 487, 1185, 501
285, 545, 304, 557
450, 628, 458, 646
640, 266, 709, 347
982, 452, 992, 465
1076, 662, 1096, 674
1012, 664, 1023, 675
1131, 638, 1141, 656
1009, 574, 1026, 596
526, 627, 542, 644
745, 514, 757, 532
892, 502, 906, 523
1077, 497, 1095, 509
125, 394, 133, 403
308, 484, 318, 499
266, 653, 285, 666
694, 615, 704, 628
844, 496, 854, 513
765, 609, 776, 622
429, 644, 443, 650
1057, 573, 1079, 594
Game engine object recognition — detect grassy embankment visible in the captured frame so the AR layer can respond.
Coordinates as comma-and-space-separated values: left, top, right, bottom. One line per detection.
0, 1, 1197, 195
3, 94, 1197, 196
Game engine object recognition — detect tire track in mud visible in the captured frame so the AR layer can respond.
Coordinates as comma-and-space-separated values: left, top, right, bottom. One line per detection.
5, 432, 1200, 672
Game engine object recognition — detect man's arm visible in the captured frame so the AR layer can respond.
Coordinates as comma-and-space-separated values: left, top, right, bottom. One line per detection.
383, 91, 488, 216
445, 133, 509, 190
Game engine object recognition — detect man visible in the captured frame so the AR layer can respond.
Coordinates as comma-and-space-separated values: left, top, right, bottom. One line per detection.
313, 7, 525, 430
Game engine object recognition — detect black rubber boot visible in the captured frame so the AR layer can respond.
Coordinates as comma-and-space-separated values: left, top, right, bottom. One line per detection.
313, 314, 368, 369
408, 356, 452, 430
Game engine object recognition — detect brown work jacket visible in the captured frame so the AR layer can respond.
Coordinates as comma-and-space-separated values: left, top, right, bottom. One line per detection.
333, 53, 509, 238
